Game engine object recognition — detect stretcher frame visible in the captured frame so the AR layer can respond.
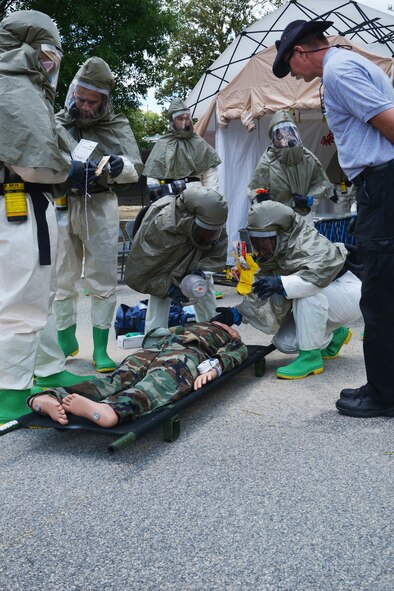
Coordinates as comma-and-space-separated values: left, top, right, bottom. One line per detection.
0, 344, 274, 453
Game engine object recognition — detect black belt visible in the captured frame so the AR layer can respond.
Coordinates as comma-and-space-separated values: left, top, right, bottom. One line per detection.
0, 182, 51, 266
0, 183, 50, 194
69, 187, 109, 196
353, 159, 394, 186
161, 177, 200, 184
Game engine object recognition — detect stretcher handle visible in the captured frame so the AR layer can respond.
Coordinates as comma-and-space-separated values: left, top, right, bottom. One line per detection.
108, 431, 137, 453
0, 419, 23, 436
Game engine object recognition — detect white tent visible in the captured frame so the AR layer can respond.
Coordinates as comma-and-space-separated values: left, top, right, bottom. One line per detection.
186, 1, 394, 261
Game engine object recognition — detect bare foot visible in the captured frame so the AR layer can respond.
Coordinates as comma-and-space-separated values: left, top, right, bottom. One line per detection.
62, 394, 118, 428
30, 394, 69, 425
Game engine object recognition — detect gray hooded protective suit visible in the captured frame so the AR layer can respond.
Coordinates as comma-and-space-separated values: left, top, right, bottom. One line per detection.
56, 57, 143, 175
143, 98, 221, 182
237, 201, 348, 333
0, 10, 69, 173
53, 57, 143, 336
125, 187, 228, 298
248, 111, 332, 215
0, 10, 71, 401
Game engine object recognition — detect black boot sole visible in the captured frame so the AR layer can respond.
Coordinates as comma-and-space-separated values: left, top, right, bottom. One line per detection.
336, 402, 394, 417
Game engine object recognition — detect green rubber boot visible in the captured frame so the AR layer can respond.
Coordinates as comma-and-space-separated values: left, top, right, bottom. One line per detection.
34, 370, 95, 389
0, 389, 31, 423
321, 327, 352, 359
276, 350, 323, 380
58, 324, 79, 358
92, 327, 116, 373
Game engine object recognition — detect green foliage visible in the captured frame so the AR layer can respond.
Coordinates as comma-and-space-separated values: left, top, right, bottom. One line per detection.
155, 0, 274, 103
1, 0, 288, 113
126, 109, 168, 151
2, 0, 174, 111
0, 0, 21, 14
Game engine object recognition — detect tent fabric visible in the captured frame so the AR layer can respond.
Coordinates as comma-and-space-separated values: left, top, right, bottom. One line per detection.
195, 37, 393, 137
217, 117, 342, 263
187, 1, 394, 262
188, 1, 394, 120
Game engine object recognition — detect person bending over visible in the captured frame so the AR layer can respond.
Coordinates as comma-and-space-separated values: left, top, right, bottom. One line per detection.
27, 322, 248, 427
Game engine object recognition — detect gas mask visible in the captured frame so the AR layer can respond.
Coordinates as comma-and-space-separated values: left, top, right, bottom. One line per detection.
271, 121, 302, 149
248, 231, 278, 265
271, 121, 303, 165
172, 110, 193, 132
40, 43, 63, 91
191, 218, 223, 250
65, 80, 109, 121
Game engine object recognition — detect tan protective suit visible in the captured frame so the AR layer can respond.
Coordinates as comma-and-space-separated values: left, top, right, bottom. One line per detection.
0, 11, 70, 395
248, 111, 332, 216
125, 187, 228, 333
143, 98, 221, 191
53, 58, 143, 332
237, 201, 361, 352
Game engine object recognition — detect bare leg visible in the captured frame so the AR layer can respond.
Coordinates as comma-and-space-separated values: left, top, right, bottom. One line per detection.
29, 394, 69, 425
62, 394, 118, 428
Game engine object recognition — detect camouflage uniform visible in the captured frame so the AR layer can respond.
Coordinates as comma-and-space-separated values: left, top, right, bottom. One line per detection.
45, 323, 248, 423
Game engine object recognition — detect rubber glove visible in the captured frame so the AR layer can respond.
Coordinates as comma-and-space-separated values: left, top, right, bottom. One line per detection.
252, 275, 285, 300
168, 285, 189, 307
210, 307, 242, 326
108, 155, 124, 178
293, 193, 313, 208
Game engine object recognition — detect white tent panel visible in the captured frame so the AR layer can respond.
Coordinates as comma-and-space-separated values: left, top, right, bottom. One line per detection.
218, 116, 337, 263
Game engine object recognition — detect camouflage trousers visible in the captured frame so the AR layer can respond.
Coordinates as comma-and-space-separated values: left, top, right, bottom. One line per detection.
58, 346, 206, 423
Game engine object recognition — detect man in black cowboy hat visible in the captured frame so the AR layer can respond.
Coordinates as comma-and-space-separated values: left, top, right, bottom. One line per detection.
273, 19, 394, 419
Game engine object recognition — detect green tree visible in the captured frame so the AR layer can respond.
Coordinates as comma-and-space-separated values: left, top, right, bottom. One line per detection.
155, 0, 277, 103
1, 0, 174, 110
126, 109, 168, 151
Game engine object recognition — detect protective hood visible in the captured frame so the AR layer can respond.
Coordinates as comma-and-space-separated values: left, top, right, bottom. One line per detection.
143, 98, 221, 179
168, 98, 192, 132
56, 57, 143, 174
63, 57, 115, 126
0, 10, 70, 173
177, 187, 227, 226
0, 10, 62, 51
268, 110, 297, 140
73, 56, 115, 95
177, 187, 228, 251
246, 201, 347, 286
125, 189, 228, 297
168, 98, 189, 121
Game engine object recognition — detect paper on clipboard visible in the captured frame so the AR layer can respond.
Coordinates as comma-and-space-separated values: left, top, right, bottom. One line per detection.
72, 139, 98, 162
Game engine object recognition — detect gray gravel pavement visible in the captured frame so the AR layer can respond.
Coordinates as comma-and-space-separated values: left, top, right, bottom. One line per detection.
0, 280, 392, 591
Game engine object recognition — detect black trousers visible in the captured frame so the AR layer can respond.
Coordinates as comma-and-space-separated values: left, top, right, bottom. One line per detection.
355, 162, 394, 404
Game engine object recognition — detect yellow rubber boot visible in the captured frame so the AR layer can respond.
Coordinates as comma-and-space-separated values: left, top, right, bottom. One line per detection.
0, 389, 31, 423
57, 324, 79, 358
92, 327, 116, 373
276, 350, 323, 380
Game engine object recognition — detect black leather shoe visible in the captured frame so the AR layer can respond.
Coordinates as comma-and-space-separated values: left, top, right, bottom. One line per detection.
336, 387, 394, 418
340, 388, 360, 400
340, 384, 368, 400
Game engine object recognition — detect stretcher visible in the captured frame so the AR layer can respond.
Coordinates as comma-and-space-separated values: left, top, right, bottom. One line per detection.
0, 344, 275, 453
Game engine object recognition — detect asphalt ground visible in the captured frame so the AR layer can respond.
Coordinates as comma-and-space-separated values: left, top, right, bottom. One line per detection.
0, 280, 392, 591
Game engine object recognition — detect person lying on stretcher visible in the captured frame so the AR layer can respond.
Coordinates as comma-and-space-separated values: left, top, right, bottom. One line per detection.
28, 322, 248, 428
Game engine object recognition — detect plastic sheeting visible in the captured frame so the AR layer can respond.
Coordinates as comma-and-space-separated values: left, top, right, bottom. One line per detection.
218, 116, 338, 262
